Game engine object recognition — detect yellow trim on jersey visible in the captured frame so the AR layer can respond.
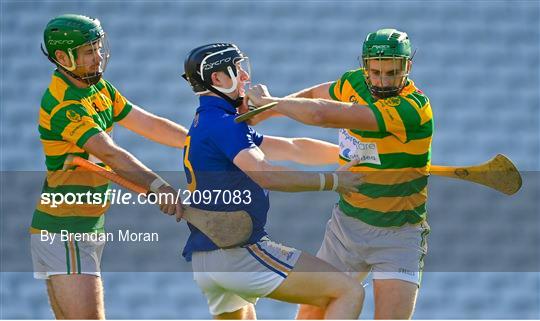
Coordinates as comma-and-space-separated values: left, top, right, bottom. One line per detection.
40, 100, 80, 131
46, 170, 109, 188
110, 89, 129, 118
402, 96, 433, 126
99, 89, 113, 107
29, 227, 42, 234
49, 75, 69, 102
343, 187, 427, 212
39, 108, 52, 131
332, 79, 342, 100
338, 159, 428, 185
61, 116, 98, 142
41, 139, 85, 156
374, 100, 408, 143
400, 80, 417, 96
49, 100, 83, 119
350, 167, 427, 185
341, 81, 368, 105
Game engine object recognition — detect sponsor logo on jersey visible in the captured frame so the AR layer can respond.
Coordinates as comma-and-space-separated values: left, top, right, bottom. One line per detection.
66, 110, 82, 123
339, 129, 381, 165
69, 123, 85, 136
383, 96, 401, 107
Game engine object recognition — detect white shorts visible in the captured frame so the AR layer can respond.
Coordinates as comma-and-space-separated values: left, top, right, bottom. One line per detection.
30, 233, 105, 279
316, 205, 430, 286
192, 237, 301, 316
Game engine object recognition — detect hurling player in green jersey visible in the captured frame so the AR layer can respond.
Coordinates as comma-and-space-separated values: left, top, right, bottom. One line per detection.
35, 14, 188, 319
246, 29, 432, 319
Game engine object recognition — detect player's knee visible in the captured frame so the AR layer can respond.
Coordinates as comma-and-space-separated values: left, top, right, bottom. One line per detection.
326, 275, 364, 303
297, 304, 325, 320
317, 280, 364, 314
350, 281, 365, 302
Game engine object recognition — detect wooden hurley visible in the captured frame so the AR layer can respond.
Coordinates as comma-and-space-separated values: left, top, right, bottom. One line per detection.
71, 156, 253, 248
234, 102, 278, 123
430, 154, 522, 195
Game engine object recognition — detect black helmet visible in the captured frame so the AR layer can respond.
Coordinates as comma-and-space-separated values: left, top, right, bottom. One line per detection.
182, 43, 249, 107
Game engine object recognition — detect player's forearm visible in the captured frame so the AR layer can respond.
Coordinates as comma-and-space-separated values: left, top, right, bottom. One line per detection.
268, 97, 350, 127
255, 96, 378, 131
234, 147, 346, 192
247, 108, 283, 125
289, 138, 339, 165
83, 132, 171, 192
251, 168, 335, 192
137, 116, 187, 148
99, 147, 166, 191
119, 105, 188, 148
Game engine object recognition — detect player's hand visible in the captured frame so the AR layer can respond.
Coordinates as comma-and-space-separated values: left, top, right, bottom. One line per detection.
176, 205, 185, 223
239, 96, 282, 125
238, 93, 281, 126
246, 84, 275, 107
155, 185, 184, 221
236, 98, 258, 126
238, 97, 249, 115
334, 159, 363, 195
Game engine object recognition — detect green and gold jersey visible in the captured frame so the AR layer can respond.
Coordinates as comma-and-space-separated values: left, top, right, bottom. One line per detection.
329, 68, 433, 227
31, 70, 133, 234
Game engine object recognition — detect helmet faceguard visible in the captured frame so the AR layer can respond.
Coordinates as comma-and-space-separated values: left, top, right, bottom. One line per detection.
42, 14, 110, 86
362, 56, 410, 99
361, 28, 413, 99
182, 43, 251, 107
199, 47, 251, 94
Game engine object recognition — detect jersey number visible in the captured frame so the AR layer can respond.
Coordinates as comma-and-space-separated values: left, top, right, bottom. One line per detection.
183, 136, 196, 191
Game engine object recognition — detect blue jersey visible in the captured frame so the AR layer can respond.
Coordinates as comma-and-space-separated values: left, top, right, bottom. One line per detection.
182, 96, 269, 261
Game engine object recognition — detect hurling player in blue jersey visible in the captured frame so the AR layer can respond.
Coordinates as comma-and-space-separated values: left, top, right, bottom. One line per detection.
181, 43, 365, 319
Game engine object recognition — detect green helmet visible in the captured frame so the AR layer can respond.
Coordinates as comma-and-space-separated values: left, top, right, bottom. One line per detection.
362, 28, 412, 59
361, 28, 413, 98
42, 14, 109, 85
